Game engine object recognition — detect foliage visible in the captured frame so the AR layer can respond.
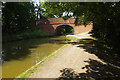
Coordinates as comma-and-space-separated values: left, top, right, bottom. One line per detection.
3, 27, 49, 42
21, 27, 49, 39
2, 2, 36, 34
56, 25, 74, 35
40, 2, 66, 18
34, 3, 46, 20
42, 2, 120, 53
60, 26, 74, 35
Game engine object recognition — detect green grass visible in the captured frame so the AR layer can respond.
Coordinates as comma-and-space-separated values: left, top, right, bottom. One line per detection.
16, 36, 81, 78
15, 35, 74, 78
3, 27, 49, 42
16, 45, 67, 78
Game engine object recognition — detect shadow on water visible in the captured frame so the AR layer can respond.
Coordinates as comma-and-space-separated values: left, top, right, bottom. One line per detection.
2, 36, 68, 62
57, 38, 120, 80
2, 38, 45, 61
2, 35, 69, 78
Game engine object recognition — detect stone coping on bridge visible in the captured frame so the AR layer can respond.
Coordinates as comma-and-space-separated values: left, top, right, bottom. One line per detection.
36, 18, 93, 35
37, 18, 75, 25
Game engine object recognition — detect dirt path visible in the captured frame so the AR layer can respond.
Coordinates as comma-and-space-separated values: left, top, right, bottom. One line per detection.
29, 32, 120, 79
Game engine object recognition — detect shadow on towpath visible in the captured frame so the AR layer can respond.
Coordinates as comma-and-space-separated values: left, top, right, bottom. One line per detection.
57, 38, 120, 80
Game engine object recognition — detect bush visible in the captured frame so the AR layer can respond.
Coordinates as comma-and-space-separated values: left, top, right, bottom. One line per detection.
21, 27, 49, 39
3, 27, 49, 42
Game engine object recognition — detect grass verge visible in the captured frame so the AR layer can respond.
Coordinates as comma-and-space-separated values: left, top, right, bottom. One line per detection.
16, 44, 68, 78
3, 27, 50, 42
15, 34, 78, 78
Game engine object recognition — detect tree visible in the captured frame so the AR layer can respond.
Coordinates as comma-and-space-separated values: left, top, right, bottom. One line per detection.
42, 2, 120, 53
2, 2, 36, 34
40, 2, 67, 18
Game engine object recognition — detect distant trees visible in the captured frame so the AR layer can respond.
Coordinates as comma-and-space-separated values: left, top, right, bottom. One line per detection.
56, 25, 74, 35
42, 2, 120, 52
2, 2, 120, 53
2, 2, 36, 34
40, 2, 65, 18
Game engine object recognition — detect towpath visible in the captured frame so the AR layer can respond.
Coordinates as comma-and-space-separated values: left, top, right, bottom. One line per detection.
29, 32, 120, 79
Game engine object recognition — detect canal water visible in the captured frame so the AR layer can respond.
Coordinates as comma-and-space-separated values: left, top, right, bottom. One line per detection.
2, 36, 67, 78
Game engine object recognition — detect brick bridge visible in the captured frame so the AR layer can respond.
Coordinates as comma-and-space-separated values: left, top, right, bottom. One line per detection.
36, 18, 92, 35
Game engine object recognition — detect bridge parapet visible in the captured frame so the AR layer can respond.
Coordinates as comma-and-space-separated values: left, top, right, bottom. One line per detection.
37, 18, 93, 35
37, 18, 75, 25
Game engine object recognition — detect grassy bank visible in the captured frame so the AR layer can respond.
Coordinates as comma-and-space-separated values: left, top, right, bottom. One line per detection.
3, 27, 50, 42
16, 44, 67, 78
15, 35, 76, 78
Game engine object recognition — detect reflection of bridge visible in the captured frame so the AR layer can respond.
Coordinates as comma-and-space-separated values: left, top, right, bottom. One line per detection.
37, 18, 93, 35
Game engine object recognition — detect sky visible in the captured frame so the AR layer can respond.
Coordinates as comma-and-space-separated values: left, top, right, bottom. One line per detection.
32, 0, 40, 6
32, 0, 73, 18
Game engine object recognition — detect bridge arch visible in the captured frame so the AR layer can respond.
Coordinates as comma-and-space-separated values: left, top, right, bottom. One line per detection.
55, 24, 74, 35
36, 18, 93, 35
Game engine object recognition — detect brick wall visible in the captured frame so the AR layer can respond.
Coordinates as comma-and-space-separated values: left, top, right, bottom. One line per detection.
37, 18, 93, 35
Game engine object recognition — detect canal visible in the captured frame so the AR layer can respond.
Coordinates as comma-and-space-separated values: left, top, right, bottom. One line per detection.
2, 36, 68, 78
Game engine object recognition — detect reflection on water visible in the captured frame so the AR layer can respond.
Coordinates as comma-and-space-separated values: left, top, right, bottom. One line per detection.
2, 36, 67, 78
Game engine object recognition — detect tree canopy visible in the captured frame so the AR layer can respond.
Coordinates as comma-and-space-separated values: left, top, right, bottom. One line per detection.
2, 2, 36, 34
2, 2, 120, 53
42, 2, 120, 53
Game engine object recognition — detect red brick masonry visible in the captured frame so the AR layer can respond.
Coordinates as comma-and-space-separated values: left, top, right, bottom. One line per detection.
37, 18, 93, 35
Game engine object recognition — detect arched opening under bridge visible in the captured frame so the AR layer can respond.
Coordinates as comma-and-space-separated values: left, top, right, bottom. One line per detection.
55, 24, 74, 35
